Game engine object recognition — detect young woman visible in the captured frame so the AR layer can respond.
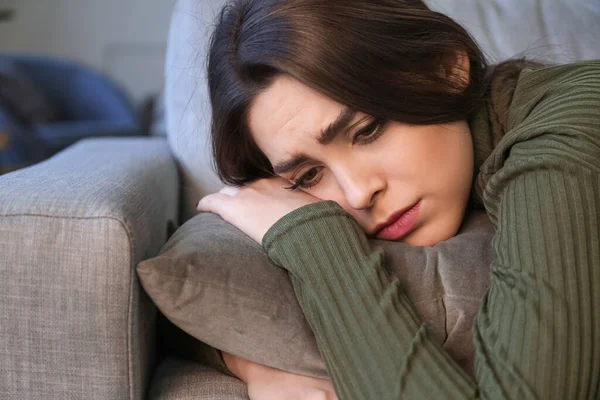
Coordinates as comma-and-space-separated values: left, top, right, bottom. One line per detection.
196, 0, 600, 398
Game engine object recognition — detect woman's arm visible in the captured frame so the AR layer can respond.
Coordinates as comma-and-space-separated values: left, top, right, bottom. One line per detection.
263, 200, 476, 399
263, 152, 600, 399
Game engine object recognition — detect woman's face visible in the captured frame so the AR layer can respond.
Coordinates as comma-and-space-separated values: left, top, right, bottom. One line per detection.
248, 76, 474, 246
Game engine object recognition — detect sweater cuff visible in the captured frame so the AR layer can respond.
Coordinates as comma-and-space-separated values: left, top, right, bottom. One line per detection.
263, 200, 351, 252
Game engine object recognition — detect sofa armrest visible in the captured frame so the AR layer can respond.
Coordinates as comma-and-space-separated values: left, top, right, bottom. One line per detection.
0, 137, 179, 400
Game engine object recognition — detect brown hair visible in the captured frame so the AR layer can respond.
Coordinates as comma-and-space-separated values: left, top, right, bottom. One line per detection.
207, 0, 490, 186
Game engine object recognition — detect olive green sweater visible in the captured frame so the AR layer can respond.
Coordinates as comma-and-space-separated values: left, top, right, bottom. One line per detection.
262, 60, 600, 399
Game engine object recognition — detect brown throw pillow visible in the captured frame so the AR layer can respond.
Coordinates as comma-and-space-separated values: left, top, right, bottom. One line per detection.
137, 208, 493, 378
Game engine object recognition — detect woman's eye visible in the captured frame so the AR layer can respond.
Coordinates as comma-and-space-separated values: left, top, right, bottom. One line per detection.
284, 167, 322, 191
352, 118, 386, 144
284, 118, 386, 192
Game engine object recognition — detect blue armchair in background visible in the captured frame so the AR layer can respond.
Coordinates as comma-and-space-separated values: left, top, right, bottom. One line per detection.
0, 54, 143, 174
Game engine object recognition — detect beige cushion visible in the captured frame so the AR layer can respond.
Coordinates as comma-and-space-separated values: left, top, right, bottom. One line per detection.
148, 357, 248, 400
138, 208, 493, 378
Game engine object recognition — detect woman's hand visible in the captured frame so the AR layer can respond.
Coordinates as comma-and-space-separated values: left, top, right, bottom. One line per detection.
222, 351, 338, 400
196, 177, 321, 245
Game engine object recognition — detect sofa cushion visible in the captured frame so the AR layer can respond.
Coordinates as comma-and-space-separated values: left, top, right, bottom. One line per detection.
137, 208, 494, 379
148, 357, 249, 400
429, 0, 600, 63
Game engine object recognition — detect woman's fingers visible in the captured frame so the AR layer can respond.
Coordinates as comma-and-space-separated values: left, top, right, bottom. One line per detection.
197, 185, 241, 214
196, 193, 231, 215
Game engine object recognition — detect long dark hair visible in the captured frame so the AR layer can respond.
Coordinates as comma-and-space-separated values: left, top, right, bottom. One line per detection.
207, 0, 490, 186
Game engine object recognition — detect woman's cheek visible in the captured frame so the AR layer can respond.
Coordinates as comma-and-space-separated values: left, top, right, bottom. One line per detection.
307, 171, 338, 202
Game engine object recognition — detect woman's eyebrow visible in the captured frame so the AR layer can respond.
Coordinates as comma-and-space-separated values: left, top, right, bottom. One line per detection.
272, 107, 356, 175
317, 106, 356, 145
272, 154, 310, 175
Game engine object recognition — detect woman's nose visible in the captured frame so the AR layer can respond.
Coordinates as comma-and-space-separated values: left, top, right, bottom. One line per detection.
336, 167, 386, 210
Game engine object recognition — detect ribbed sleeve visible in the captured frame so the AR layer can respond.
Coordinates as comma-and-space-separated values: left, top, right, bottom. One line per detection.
263, 201, 477, 399
262, 61, 600, 399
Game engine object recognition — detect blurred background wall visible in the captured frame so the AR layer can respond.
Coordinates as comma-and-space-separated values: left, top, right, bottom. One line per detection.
0, 0, 177, 105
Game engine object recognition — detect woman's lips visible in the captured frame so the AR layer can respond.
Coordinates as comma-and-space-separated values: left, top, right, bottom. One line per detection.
375, 200, 421, 240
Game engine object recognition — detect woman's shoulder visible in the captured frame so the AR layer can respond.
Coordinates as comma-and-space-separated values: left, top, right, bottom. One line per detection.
522, 58, 599, 71
519, 59, 600, 77
475, 59, 600, 202
515, 59, 599, 93
510, 59, 600, 114
505, 59, 600, 144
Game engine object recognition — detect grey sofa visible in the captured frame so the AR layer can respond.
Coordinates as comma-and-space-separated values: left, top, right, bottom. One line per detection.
1, 0, 598, 398
0, 137, 249, 399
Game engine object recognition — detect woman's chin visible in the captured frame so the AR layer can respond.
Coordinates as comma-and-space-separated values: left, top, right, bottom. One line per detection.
400, 219, 460, 247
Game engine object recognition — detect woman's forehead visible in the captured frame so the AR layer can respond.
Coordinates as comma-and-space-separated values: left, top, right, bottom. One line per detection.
248, 76, 343, 160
